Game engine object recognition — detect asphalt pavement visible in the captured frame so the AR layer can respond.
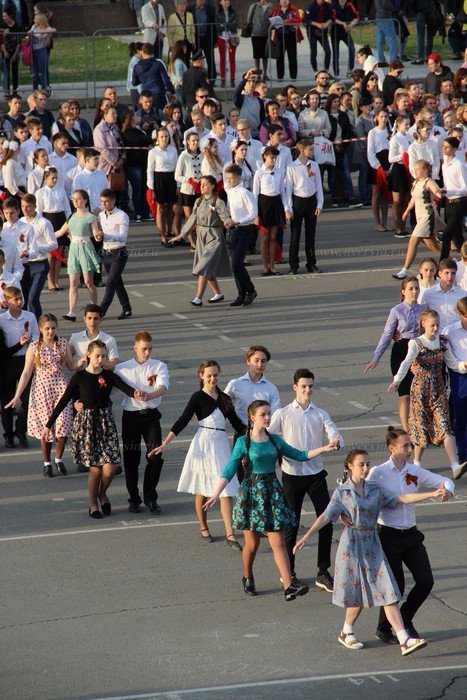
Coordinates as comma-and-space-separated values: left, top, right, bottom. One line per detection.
0, 207, 466, 699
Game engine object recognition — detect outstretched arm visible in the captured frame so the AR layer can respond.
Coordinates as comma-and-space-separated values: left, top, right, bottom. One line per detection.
293, 513, 331, 554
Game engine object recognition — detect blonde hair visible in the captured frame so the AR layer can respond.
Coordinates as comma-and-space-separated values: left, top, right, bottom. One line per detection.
419, 309, 440, 334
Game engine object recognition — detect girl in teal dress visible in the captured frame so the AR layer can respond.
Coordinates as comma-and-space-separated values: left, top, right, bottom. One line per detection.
294, 449, 445, 655
204, 400, 337, 601
56, 189, 100, 322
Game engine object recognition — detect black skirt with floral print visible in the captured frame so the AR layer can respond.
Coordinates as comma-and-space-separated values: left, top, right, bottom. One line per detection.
72, 407, 121, 468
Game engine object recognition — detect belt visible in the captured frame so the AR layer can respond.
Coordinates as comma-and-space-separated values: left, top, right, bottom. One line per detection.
380, 525, 417, 534
103, 246, 127, 254
447, 196, 466, 202
349, 526, 375, 531
24, 258, 48, 265
124, 408, 159, 416
199, 425, 226, 431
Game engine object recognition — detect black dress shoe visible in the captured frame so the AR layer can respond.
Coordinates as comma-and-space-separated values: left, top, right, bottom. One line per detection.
100, 500, 111, 516
62, 314, 76, 322
243, 290, 257, 306
306, 265, 322, 273
55, 460, 67, 476
242, 576, 257, 595
145, 498, 161, 514
375, 628, 399, 644
288, 268, 298, 275
128, 502, 141, 513
16, 432, 29, 448
226, 535, 243, 551
88, 508, 103, 519
230, 296, 245, 307
116, 310, 132, 320
43, 464, 54, 478
4, 434, 16, 448
201, 528, 213, 543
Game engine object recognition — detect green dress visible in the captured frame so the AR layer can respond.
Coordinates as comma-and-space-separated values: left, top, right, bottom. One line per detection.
66, 212, 100, 275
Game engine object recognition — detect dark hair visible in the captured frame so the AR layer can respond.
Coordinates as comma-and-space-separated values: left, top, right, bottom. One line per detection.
23, 193, 37, 205
210, 112, 226, 125
197, 359, 234, 416
3, 197, 19, 210
140, 90, 153, 99
267, 123, 283, 136
262, 145, 279, 159
200, 174, 217, 189
225, 163, 242, 178
100, 188, 116, 200
8, 92, 21, 103
242, 400, 282, 475
52, 132, 68, 145
386, 426, 408, 447
444, 136, 460, 150
72, 189, 90, 209
439, 257, 458, 272
357, 44, 372, 57
83, 304, 103, 317
128, 41, 143, 57
87, 339, 107, 357
293, 368, 315, 384
141, 42, 154, 55
342, 449, 369, 483
324, 93, 341, 113
84, 148, 99, 160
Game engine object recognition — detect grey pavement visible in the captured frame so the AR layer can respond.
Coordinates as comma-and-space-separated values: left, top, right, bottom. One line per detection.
0, 209, 466, 699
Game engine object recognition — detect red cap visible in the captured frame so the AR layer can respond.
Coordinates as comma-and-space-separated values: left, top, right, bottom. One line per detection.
427, 53, 443, 66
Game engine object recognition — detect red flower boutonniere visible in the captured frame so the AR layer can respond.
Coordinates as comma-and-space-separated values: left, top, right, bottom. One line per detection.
24, 321, 29, 332
1, 282, 6, 290
405, 473, 418, 486
434, 130, 440, 136
148, 374, 157, 387
19, 234, 25, 243
98, 375, 107, 389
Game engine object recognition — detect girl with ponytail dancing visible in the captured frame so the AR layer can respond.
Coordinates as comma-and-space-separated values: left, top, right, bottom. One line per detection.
204, 399, 337, 601
294, 449, 446, 654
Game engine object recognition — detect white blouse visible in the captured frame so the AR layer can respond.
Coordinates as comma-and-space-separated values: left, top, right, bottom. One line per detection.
389, 132, 412, 164
367, 127, 390, 170
174, 150, 203, 194
394, 336, 441, 383
2, 158, 27, 195
252, 164, 287, 208
35, 184, 72, 217
408, 139, 440, 180
146, 145, 178, 189
27, 166, 46, 195
201, 157, 223, 181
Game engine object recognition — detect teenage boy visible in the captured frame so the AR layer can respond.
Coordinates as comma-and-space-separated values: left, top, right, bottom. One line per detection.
183, 107, 210, 146
115, 331, 170, 513
3, 93, 26, 132
69, 304, 119, 370
22, 116, 52, 170
135, 90, 160, 135
27, 90, 55, 138
73, 148, 110, 215
443, 297, 467, 479
270, 368, 343, 593
224, 164, 258, 307
200, 113, 232, 164
424, 258, 465, 329
96, 189, 132, 320
225, 345, 280, 425
14, 121, 30, 169
285, 139, 324, 275
1, 198, 37, 306
49, 133, 78, 196
0, 286, 39, 447
439, 137, 467, 261
20, 194, 57, 318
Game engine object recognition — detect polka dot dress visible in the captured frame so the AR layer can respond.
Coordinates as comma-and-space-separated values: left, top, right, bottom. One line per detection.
27, 338, 73, 441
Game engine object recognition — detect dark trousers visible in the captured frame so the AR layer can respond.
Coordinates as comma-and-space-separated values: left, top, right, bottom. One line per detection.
2, 56, 19, 92
276, 32, 298, 80
122, 408, 164, 504
0, 356, 29, 438
307, 28, 331, 72
100, 247, 131, 316
282, 470, 332, 574
449, 369, 467, 462
196, 31, 216, 82
440, 197, 466, 261
22, 259, 49, 318
230, 225, 255, 298
289, 194, 318, 270
377, 526, 434, 632
331, 28, 355, 77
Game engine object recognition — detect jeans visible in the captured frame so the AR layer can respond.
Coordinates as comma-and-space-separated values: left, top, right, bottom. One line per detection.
31, 46, 48, 89
289, 194, 318, 269
22, 259, 49, 318
448, 370, 467, 462
282, 471, 332, 573
329, 150, 354, 201
307, 28, 331, 72
376, 18, 398, 62
331, 28, 355, 77
416, 11, 434, 60
100, 247, 132, 315
377, 526, 434, 631
355, 163, 372, 203
229, 224, 255, 298
125, 165, 149, 218
122, 408, 164, 504
2, 56, 19, 93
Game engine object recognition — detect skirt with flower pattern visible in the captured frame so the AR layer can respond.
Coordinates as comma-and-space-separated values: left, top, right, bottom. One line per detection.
72, 407, 121, 468
232, 473, 297, 532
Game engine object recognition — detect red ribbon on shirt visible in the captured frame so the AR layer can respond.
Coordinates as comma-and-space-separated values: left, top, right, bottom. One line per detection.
405, 473, 418, 486
98, 375, 107, 389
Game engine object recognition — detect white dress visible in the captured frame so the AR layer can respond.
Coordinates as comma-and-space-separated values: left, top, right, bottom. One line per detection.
177, 407, 240, 498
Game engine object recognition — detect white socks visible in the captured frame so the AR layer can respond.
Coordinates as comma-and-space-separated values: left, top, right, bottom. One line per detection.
343, 623, 354, 634
191, 297, 202, 305
394, 268, 409, 279
396, 629, 409, 644
209, 293, 223, 302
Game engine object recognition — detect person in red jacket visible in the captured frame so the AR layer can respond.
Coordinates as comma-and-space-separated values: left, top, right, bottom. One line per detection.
330, 0, 359, 80
270, 0, 303, 81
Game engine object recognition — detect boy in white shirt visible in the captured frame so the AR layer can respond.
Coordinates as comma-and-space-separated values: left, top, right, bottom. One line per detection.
49, 133, 77, 196
23, 117, 53, 173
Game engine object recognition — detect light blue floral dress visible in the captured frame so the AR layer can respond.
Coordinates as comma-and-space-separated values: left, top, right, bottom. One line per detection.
324, 480, 401, 608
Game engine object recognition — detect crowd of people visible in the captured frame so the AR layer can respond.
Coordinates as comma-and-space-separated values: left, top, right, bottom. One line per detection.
0, 0, 465, 660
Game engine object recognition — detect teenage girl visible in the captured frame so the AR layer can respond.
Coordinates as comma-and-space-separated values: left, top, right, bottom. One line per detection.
224, 140, 254, 191
252, 145, 286, 276
417, 257, 438, 303
147, 126, 178, 247
27, 147, 48, 194
201, 138, 225, 199
388, 116, 412, 236
174, 132, 203, 250
367, 109, 391, 232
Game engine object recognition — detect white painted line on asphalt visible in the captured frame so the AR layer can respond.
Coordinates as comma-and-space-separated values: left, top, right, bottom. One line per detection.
321, 387, 340, 396
95, 664, 467, 699
218, 335, 231, 341
193, 323, 209, 330
2, 500, 465, 543
380, 416, 392, 421
171, 313, 187, 320
348, 401, 371, 411
150, 301, 165, 308
129, 290, 144, 298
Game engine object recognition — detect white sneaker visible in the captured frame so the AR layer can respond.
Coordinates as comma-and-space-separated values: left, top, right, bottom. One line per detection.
453, 461, 467, 480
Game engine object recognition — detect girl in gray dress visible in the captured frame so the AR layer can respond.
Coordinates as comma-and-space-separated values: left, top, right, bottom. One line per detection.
294, 449, 445, 655
170, 175, 235, 306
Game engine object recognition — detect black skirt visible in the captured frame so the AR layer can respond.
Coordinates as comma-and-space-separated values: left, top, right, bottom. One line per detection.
43, 211, 69, 246
390, 338, 414, 397
153, 171, 177, 204
367, 149, 390, 185
258, 193, 285, 228
179, 192, 198, 208
388, 162, 410, 194
252, 35, 268, 60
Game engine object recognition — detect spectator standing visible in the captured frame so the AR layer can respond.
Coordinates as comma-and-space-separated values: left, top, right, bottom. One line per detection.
166, 0, 196, 59
271, 0, 302, 82
304, 0, 332, 74
2, 7, 21, 96
182, 50, 215, 111
132, 43, 175, 111
248, 0, 272, 79
141, 0, 167, 58
233, 70, 265, 139
121, 110, 152, 222
330, 0, 359, 80
28, 12, 56, 92
216, 0, 239, 88
374, 0, 397, 65
188, 0, 218, 86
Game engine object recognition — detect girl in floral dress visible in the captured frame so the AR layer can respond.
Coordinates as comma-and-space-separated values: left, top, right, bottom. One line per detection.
294, 449, 444, 654
388, 309, 459, 471
204, 400, 336, 601
5, 314, 75, 478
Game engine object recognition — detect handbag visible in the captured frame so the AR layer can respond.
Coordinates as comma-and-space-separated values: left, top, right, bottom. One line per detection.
21, 38, 32, 67
312, 136, 336, 166
229, 33, 240, 47
107, 167, 125, 192
241, 22, 252, 38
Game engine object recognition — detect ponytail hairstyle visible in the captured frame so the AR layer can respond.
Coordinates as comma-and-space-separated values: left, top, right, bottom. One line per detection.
418, 308, 439, 334
35, 314, 66, 367
199, 175, 218, 207
400, 275, 419, 301
41, 165, 58, 188
197, 359, 233, 416
385, 425, 409, 447
32, 147, 48, 167
242, 400, 282, 475
418, 256, 438, 279
86, 338, 107, 365
341, 449, 369, 484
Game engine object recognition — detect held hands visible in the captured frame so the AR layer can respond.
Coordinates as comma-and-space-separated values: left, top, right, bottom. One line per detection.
148, 441, 167, 457
134, 390, 149, 401
168, 235, 181, 244
285, 210, 293, 222
41, 427, 52, 441
433, 487, 447, 501
19, 333, 30, 346
339, 514, 352, 527
74, 400, 84, 412
321, 441, 338, 454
